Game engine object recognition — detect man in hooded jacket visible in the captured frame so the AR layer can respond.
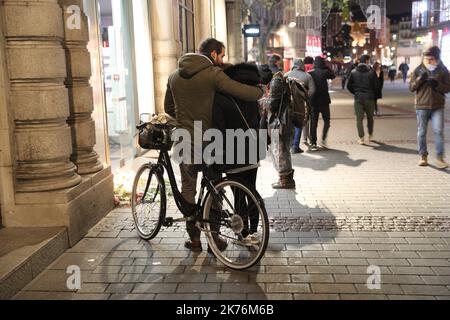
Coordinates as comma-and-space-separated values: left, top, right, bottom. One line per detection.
309, 56, 336, 150
164, 38, 264, 252
347, 54, 378, 145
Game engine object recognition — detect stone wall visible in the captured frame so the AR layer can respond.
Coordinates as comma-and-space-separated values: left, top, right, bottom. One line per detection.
0, 0, 114, 246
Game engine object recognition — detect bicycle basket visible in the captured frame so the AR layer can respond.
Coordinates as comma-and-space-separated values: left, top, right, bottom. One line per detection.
138, 123, 174, 151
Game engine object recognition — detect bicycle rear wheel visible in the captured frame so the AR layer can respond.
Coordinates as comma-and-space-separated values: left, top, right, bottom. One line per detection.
202, 178, 269, 270
131, 164, 166, 240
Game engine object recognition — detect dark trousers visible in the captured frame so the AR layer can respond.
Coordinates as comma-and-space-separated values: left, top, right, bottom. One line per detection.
310, 105, 331, 145
227, 169, 259, 236
354, 100, 375, 138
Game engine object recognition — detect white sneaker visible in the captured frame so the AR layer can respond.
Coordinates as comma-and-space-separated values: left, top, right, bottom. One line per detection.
369, 135, 375, 142
358, 138, 365, 145
247, 234, 261, 245
235, 234, 260, 247
320, 140, 328, 149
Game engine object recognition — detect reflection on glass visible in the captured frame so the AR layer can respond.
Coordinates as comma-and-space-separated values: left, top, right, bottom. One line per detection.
100, 0, 138, 170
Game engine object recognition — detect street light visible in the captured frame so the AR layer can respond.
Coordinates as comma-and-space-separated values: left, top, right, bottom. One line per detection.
288, 21, 297, 28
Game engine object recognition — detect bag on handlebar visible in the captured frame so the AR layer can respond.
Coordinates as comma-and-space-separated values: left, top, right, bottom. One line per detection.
138, 114, 177, 151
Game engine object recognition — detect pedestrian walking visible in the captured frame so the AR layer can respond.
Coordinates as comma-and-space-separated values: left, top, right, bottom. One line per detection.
388, 64, 397, 83
269, 54, 283, 74
347, 54, 379, 145
373, 62, 385, 116
285, 58, 316, 154
409, 46, 450, 169
309, 56, 336, 151
399, 62, 410, 83
164, 38, 264, 252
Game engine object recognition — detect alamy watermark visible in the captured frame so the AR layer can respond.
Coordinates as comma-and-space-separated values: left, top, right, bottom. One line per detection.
367, 265, 382, 290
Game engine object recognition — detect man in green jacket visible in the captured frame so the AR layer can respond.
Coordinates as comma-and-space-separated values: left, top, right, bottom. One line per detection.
410, 46, 450, 169
164, 38, 264, 252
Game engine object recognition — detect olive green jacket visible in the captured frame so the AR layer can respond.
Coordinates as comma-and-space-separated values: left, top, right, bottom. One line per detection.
409, 62, 450, 110
164, 54, 264, 137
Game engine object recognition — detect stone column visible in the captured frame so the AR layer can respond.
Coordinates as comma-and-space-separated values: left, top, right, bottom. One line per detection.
3, 0, 82, 192
226, 0, 244, 64
149, 0, 179, 113
59, 0, 103, 175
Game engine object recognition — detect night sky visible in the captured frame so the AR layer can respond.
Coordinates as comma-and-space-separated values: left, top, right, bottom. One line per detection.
386, 0, 414, 15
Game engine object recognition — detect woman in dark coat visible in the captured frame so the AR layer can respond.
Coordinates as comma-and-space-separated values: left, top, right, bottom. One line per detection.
373, 62, 385, 115
212, 63, 264, 244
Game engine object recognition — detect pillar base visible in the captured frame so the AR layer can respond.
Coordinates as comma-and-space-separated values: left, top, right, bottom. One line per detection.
4, 167, 114, 246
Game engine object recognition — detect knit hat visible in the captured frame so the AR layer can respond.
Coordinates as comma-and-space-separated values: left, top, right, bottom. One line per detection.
424, 46, 441, 60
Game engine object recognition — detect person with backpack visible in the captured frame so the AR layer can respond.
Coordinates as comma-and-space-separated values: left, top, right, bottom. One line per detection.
309, 56, 336, 151
285, 58, 315, 154
399, 62, 410, 83
264, 71, 296, 189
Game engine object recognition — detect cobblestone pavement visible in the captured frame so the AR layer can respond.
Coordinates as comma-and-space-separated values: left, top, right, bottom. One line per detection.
14, 85, 450, 300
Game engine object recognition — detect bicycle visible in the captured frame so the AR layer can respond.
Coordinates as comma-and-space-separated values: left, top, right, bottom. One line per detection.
131, 120, 270, 270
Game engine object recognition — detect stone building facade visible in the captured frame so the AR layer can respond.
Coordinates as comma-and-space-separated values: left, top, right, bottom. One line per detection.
0, 0, 244, 246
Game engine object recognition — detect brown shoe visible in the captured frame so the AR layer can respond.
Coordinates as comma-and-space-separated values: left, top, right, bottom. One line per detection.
272, 171, 296, 190
207, 236, 228, 254
418, 155, 428, 167
184, 240, 202, 252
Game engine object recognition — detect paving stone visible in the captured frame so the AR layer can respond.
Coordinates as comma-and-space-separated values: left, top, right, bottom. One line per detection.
367, 258, 410, 266
400, 285, 450, 296
340, 294, 388, 300
264, 251, 303, 258
265, 266, 306, 274
177, 283, 221, 293
221, 283, 265, 293
421, 276, 450, 285
431, 267, 450, 275
143, 266, 185, 274
418, 251, 450, 259
388, 295, 436, 300
377, 252, 420, 259
250, 274, 291, 283
266, 283, 310, 293
109, 294, 155, 300
100, 258, 134, 266
133, 283, 177, 294
77, 283, 108, 293
389, 266, 436, 275
49, 253, 108, 271
322, 244, 360, 251
340, 251, 380, 258
328, 258, 368, 266
358, 244, 398, 251
407, 259, 450, 267
201, 294, 246, 300
307, 266, 348, 274
354, 283, 403, 295
288, 258, 328, 266
22, 270, 76, 292
106, 283, 134, 294
120, 266, 146, 274
92, 266, 122, 274
292, 274, 334, 283
294, 294, 340, 300
301, 251, 340, 258
155, 294, 201, 300
85, 273, 124, 283
121, 274, 164, 283
311, 283, 356, 294
347, 266, 392, 274
396, 245, 436, 251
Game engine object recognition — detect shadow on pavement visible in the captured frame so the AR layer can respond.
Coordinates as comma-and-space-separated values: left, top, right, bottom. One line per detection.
370, 141, 418, 155
291, 148, 367, 171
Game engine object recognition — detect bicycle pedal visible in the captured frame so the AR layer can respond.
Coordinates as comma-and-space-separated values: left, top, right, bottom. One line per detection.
162, 217, 174, 227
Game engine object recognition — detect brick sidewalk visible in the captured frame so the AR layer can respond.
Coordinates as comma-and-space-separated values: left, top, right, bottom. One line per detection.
13, 86, 450, 300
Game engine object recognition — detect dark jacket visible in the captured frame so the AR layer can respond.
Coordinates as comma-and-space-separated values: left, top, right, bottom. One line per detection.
347, 63, 378, 101
375, 70, 384, 99
164, 54, 263, 138
409, 62, 450, 110
309, 58, 336, 107
212, 64, 265, 170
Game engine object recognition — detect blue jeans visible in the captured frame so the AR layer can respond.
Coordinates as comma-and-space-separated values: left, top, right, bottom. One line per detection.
292, 127, 302, 149
416, 109, 445, 157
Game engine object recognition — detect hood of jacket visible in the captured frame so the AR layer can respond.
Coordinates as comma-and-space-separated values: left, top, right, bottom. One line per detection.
356, 63, 371, 73
178, 54, 213, 79
225, 63, 261, 86
292, 59, 305, 72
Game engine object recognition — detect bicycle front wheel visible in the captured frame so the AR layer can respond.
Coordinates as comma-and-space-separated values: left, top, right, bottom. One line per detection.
131, 164, 166, 240
203, 178, 269, 270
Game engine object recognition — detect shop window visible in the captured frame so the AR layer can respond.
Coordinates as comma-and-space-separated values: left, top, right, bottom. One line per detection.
441, 0, 450, 23
179, 0, 196, 54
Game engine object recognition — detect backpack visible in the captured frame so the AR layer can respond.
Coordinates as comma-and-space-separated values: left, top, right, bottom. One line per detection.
287, 78, 311, 128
